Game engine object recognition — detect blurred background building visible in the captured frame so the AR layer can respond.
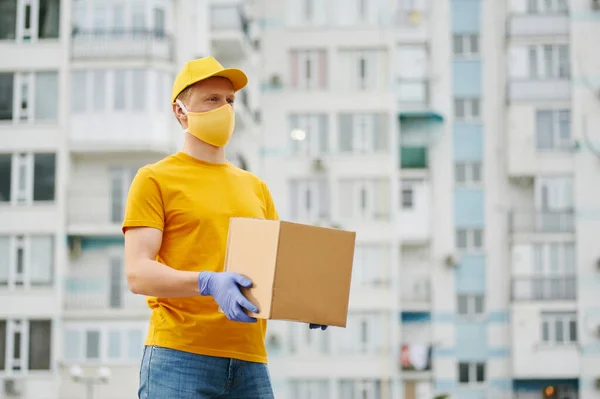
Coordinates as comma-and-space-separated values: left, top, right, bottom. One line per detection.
0, 0, 600, 398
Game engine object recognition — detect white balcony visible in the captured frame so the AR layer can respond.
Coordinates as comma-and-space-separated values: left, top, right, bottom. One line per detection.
67, 189, 122, 236
397, 79, 430, 113
398, 179, 431, 244
71, 30, 173, 62
511, 305, 580, 378
210, 4, 252, 60
63, 279, 148, 319
508, 14, 569, 37
400, 274, 431, 312
512, 276, 576, 302
508, 80, 571, 102
509, 209, 575, 238
506, 105, 575, 178
69, 113, 176, 155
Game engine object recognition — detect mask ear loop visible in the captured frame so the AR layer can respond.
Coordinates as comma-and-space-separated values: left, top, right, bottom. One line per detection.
175, 99, 190, 133
175, 99, 189, 115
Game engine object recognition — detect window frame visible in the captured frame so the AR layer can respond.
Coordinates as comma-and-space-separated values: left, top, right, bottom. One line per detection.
453, 98, 481, 122
0, 152, 56, 206
457, 361, 486, 385
454, 161, 482, 186
457, 294, 485, 317
535, 109, 572, 151
540, 311, 577, 345
0, 318, 53, 375
455, 228, 484, 253
452, 34, 480, 57
289, 113, 329, 156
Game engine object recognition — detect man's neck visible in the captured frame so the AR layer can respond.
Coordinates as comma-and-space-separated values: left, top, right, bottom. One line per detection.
181, 133, 227, 164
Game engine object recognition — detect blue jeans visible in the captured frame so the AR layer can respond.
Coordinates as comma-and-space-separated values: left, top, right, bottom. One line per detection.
139, 346, 275, 399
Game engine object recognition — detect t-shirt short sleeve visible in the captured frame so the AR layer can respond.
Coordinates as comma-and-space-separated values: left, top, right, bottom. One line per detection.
261, 181, 279, 221
122, 166, 165, 234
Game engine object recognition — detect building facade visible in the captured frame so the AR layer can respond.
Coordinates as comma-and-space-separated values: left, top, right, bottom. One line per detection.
1, 0, 600, 398
257, 0, 600, 399
0, 0, 258, 398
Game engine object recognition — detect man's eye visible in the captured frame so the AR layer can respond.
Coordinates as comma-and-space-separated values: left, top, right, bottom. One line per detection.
208, 97, 218, 102
227, 99, 234, 104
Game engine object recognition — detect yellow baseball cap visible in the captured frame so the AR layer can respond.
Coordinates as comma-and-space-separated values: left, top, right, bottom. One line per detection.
171, 56, 248, 103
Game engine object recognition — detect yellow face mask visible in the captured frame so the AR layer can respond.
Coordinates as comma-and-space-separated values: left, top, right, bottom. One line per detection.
176, 99, 235, 147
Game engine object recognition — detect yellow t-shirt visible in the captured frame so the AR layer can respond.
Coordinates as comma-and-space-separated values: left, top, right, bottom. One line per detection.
122, 151, 279, 364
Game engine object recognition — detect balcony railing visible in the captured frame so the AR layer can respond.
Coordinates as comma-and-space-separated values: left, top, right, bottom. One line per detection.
71, 29, 173, 61
210, 5, 250, 39
511, 276, 576, 301
507, 13, 569, 37
401, 276, 431, 303
509, 210, 575, 234
64, 279, 147, 311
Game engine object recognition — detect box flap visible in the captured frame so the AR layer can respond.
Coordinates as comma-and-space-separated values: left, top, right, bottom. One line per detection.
223, 218, 280, 318
271, 222, 356, 327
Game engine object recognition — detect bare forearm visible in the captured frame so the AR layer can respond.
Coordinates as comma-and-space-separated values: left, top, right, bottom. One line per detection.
126, 259, 200, 298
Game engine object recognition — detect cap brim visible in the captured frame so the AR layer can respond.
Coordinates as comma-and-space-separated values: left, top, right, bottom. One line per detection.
207, 68, 248, 92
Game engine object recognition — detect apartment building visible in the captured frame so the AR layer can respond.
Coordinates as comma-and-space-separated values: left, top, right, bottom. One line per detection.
257, 0, 600, 398
257, 0, 454, 397
0, 0, 258, 398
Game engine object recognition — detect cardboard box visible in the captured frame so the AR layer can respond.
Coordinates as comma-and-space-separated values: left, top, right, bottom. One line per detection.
223, 217, 356, 328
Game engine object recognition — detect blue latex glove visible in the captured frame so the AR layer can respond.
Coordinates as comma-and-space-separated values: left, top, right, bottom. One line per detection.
198, 271, 259, 323
309, 324, 328, 331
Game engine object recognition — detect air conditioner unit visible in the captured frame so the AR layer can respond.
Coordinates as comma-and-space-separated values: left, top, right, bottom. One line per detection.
445, 254, 459, 268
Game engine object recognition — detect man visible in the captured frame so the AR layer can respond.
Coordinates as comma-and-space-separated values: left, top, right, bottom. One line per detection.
122, 56, 327, 399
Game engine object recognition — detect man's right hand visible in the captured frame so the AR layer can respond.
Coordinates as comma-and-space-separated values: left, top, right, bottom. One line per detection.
197, 271, 259, 323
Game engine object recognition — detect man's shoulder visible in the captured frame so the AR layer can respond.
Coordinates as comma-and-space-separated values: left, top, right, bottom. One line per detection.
228, 164, 266, 187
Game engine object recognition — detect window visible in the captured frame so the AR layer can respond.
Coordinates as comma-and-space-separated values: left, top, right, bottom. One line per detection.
527, 45, 570, 79
536, 109, 571, 150
457, 294, 485, 316
395, 45, 428, 104
339, 179, 391, 220
290, 50, 327, 90
288, 322, 329, 355
531, 243, 576, 300
63, 323, 146, 363
338, 113, 388, 154
338, 313, 386, 355
458, 362, 485, 384
527, 0, 568, 13
0, 0, 60, 41
541, 312, 577, 344
0, 153, 56, 205
289, 114, 328, 156
455, 162, 482, 185
339, 380, 390, 399
401, 183, 413, 209
453, 34, 479, 57
454, 98, 480, 121
0, 319, 52, 372
338, 49, 386, 91
110, 167, 137, 224
456, 228, 483, 252
0, 235, 54, 289
353, 244, 391, 288
289, 179, 329, 222
290, 380, 329, 399
0, 72, 59, 122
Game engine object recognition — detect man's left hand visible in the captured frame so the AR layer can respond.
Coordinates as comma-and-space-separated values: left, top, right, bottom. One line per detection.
309, 324, 328, 331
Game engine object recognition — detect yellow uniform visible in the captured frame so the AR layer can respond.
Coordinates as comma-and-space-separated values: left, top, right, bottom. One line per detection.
122, 151, 278, 364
